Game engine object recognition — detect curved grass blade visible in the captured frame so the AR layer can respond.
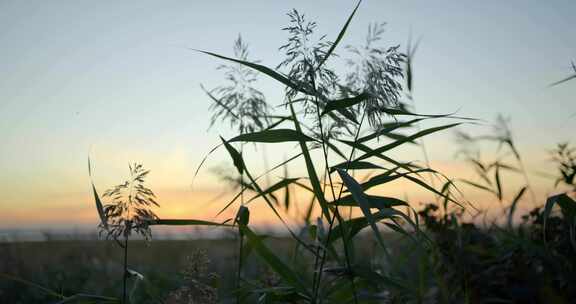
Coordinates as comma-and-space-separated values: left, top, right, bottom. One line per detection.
378, 107, 474, 120
240, 225, 310, 296
357, 118, 425, 143
193, 143, 223, 179
333, 107, 359, 125
357, 168, 435, 192
200, 84, 239, 120
0, 273, 63, 299
405, 36, 420, 94
290, 103, 331, 221
283, 165, 291, 210
1, 272, 117, 303
325, 141, 348, 160
219, 136, 313, 251
316, 0, 362, 69
147, 219, 233, 227
54, 294, 117, 304
254, 153, 303, 181
495, 164, 503, 201
327, 208, 409, 244
381, 132, 417, 144
264, 115, 293, 130
229, 129, 316, 143
353, 123, 461, 162
550, 73, 576, 87
321, 93, 370, 116
330, 161, 385, 173
195, 49, 311, 95
335, 140, 421, 173
507, 186, 526, 229
403, 174, 465, 208
331, 195, 408, 209
459, 179, 495, 194
245, 178, 301, 205
216, 153, 302, 216
216, 189, 245, 217
337, 169, 388, 253
88, 157, 107, 229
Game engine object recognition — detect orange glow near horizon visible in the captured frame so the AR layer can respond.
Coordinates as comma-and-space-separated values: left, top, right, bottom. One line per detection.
0, 157, 566, 232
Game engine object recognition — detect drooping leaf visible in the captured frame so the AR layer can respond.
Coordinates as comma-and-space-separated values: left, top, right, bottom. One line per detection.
289, 103, 331, 221
337, 169, 388, 253
321, 93, 370, 116
196, 49, 311, 95
220, 136, 245, 175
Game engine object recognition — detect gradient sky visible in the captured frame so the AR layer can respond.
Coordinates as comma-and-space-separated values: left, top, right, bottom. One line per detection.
0, 0, 574, 231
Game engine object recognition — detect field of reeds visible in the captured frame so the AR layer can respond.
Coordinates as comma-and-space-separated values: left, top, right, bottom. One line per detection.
2, 2, 575, 303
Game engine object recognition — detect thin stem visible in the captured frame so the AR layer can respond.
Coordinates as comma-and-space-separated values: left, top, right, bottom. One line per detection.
517, 157, 537, 208
311, 166, 330, 295
313, 111, 367, 303
122, 235, 128, 304
236, 230, 244, 304
236, 145, 245, 304
308, 80, 350, 303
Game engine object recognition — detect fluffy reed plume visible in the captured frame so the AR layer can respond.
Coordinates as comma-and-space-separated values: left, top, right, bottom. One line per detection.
202, 35, 269, 134
277, 9, 338, 105
98, 163, 159, 241
550, 142, 576, 189
165, 250, 218, 304
344, 22, 406, 127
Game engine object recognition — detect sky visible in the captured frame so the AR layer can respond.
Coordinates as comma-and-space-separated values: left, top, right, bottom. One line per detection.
0, 0, 574, 233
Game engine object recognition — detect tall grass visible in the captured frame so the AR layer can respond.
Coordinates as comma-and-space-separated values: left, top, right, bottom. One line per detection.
192, 2, 471, 302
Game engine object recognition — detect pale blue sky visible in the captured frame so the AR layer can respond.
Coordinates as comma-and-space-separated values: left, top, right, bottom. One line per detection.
0, 0, 574, 228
